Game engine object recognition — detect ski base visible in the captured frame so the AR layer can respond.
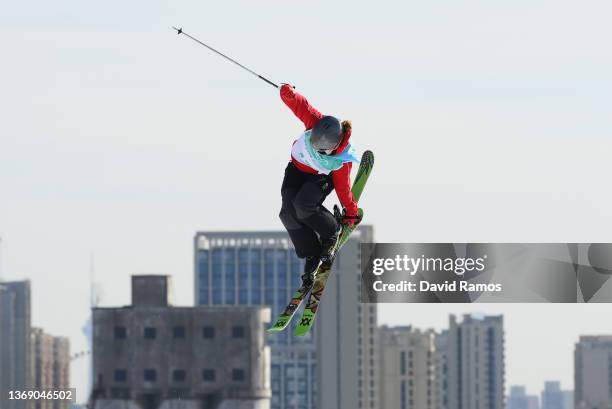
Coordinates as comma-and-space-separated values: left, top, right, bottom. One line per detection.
267, 285, 311, 332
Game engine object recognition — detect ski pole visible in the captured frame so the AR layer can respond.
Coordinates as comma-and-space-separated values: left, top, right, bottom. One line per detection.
172, 26, 279, 89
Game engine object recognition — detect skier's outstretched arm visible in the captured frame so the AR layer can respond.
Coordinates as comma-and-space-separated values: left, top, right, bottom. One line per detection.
280, 84, 323, 130
332, 163, 359, 218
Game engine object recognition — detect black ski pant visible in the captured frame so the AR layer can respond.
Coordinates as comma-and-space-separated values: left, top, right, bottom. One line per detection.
279, 162, 339, 258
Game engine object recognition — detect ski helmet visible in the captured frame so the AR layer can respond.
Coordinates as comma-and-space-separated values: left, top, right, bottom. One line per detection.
311, 116, 343, 152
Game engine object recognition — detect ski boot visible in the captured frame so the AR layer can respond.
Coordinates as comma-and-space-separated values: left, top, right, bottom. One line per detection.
301, 256, 320, 288
319, 219, 343, 269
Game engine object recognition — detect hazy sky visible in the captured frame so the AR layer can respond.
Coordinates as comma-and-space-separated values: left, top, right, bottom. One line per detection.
1, 0, 611, 403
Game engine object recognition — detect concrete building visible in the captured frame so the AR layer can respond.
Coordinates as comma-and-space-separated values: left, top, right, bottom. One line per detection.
194, 231, 316, 409
379, 325, 435, 409
195, 226, 377, 409
0, 280, 32, 409
315, 225, 378, 409
31, 328, 71, 409
445, 314, 505, 409
575, 336, 612, 409
91, 275, 271, 409
508, 386, 539, 409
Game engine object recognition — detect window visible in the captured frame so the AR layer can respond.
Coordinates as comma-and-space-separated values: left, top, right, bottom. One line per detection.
114, 326, 127, 339
198, 251, 209, 305
202, 326, 215, 339
173, 369, 186, 382
199, 288, 209, 305
251, 250, 262, 305
212, 249, 223, 304
232, 326, 245, 338
276, 250, 288, 287
239, 289, 249, 304
114, 370, 127, 382
232, 368, 245, 382
144, 327, 156, 339
173, 326, 186, 339
225, 249, 236, 304
264, 288, 274, 305
264, 249, 275, 288
291, 259, 302, 289
144, 369, 157, 382
202, 369, 215, 382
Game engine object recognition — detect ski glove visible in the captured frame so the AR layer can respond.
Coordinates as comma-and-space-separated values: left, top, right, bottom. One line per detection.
342, 208, 362, 228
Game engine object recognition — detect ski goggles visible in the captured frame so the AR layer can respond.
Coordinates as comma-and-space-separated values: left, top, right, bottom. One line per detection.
318, 148, 335, 155
317, 141, 342, 156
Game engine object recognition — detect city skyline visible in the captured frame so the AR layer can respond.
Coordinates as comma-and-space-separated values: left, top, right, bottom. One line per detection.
2, 0, 612, 405
4, 270, 605, 404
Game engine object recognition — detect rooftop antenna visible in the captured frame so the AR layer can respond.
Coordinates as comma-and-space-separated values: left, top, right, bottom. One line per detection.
89, 252, 100, 307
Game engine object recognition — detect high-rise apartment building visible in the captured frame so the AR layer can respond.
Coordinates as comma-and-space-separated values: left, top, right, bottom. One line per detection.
195, 231, 316, 409
315, 225, 377, 409
195, 227, 376, 409
444, 314, 505, 409
31, 328, 70, 409
433, 330, 450, 409
575, 336, 612, 409
379, 325, 435, 409
0, 280, 32, 409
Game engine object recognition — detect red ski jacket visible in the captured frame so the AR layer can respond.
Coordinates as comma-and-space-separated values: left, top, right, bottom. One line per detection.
280, 84, 358, 216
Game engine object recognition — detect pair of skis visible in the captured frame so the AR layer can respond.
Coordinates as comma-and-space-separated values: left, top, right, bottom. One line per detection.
267, 150, 374, 336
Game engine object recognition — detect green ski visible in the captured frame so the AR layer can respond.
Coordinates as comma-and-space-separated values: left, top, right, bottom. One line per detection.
267, 284, 312, 332
293, 150, 374, 336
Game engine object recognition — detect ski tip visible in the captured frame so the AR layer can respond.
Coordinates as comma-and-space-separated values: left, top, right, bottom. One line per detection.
293, 312, 316, 336
293, 327, 311, 337
267, 319, 290, 332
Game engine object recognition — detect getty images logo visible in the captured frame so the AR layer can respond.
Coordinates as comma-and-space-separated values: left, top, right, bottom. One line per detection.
371, 254, 488, 277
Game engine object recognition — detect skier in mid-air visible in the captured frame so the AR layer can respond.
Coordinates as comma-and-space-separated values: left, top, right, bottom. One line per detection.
278, 84, 361, 287
172, 28, 373, 334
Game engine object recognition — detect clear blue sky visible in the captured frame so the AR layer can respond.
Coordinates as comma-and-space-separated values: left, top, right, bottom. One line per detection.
1, 0, 611, 402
